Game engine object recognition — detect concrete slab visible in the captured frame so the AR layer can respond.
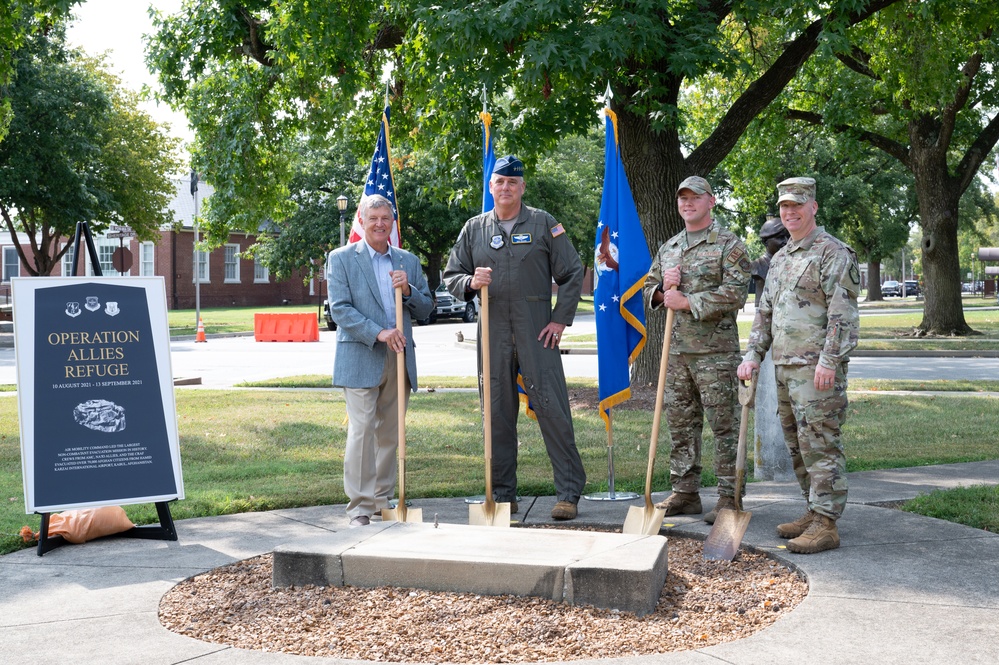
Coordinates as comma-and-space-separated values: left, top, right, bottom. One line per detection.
274, 521, 668, 616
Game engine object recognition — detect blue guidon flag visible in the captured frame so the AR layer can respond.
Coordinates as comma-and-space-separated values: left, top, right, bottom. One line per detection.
349, 104, 402, 247
594, 107, 651, 429
480, 111, 497, 214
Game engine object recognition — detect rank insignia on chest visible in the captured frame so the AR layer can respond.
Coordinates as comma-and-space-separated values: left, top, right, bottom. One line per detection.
550, 223, 565, 237
511, 233, 532, 245
490, 234, 505, 249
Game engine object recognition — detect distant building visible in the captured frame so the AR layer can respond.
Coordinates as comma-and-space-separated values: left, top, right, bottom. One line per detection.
0, 176, 323, 311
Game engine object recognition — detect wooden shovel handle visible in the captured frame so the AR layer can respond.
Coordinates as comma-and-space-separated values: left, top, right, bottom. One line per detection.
395, 286, 407, 511
480, 284, 494, 508
644, 287, 676, 504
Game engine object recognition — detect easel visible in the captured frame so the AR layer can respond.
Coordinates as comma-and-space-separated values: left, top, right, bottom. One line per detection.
35, 221, 178, 556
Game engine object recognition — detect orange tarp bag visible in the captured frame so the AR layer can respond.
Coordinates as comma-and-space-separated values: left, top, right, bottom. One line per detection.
47, 506, 135, 544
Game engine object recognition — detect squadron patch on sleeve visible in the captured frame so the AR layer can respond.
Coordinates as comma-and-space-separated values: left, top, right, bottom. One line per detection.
550, 223, 565, 238
849, 263, 860, 286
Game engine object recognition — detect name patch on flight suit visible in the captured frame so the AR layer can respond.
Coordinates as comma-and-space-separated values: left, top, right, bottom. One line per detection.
490, 234, 505, 249
511, 233, 532, 244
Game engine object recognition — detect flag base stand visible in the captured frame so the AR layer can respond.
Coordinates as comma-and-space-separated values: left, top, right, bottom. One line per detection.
583, 490, 639, 502
35, 501, 178, 557
464, 495, 522, 504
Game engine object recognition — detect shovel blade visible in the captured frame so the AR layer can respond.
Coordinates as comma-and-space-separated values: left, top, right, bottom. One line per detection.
469, 501, 511, 527
703, 508, 753, 561
382, 506, 423, 524
623, 504, 667, 535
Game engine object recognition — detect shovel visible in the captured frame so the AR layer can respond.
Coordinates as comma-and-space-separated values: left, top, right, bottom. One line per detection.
469, 284, 511, 527
703, 369, 758, 560
383, 285, 423, 524
623, 291, 676, 535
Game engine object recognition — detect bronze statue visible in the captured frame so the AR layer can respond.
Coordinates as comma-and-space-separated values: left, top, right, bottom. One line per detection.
751, 215, 790, 302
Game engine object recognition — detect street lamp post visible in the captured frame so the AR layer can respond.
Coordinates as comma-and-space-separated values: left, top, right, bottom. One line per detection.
336, 194, 348, 247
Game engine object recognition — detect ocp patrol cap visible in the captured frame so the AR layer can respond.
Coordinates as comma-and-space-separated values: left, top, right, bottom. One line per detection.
777, 177, 816, 204
492, 155, 524, 177
675, 175, 713, 196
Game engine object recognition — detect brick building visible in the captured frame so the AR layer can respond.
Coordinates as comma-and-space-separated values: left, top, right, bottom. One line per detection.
0, 176, 323, 311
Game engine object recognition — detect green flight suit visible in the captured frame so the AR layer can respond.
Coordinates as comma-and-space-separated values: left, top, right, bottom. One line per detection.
444, 204, 586, 503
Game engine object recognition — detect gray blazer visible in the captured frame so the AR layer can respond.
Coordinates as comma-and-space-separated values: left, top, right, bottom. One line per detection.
326, 241, 433, 391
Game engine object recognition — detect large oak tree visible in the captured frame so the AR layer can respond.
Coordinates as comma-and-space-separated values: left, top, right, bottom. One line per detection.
0, 28, 182, 275
148, 0, 899, 380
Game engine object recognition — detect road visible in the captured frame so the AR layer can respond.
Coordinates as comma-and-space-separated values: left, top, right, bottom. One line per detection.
1, 312, 998, 387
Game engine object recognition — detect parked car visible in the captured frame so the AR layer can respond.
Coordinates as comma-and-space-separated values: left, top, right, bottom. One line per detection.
321, 300, 337, 331
323, 294, 435, 328
904, 280, 920, 297
431, 283, 478, 323
881, 280, 901, 297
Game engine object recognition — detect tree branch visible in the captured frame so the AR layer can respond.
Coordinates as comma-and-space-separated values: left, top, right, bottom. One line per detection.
687, 0, 901, 174
786, 108, 911, 166
834, 45, 879, 80
955, 110, 999, 194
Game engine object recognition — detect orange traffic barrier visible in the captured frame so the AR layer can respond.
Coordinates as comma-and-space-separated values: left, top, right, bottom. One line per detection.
254, 312, 320, 342
195, 317, 207, 343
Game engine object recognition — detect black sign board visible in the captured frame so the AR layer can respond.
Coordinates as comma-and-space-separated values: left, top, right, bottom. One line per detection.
14, 277, 184, 513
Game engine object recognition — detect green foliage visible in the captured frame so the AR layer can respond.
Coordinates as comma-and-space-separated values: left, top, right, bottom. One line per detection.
0, 1, 81, 141
0, 27, 182, 275
903, 485, 999, 533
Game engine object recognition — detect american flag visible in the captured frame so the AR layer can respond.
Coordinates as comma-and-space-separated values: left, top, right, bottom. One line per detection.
348, 104, 401, 247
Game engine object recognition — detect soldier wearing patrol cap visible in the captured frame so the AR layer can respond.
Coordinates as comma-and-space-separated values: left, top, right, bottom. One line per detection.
444, 155, 586, 520
739, 176, 861, 554
642, 175, 751, 524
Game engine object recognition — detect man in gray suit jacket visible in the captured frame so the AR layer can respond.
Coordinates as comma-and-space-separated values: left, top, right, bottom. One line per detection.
326, 194, 434, 527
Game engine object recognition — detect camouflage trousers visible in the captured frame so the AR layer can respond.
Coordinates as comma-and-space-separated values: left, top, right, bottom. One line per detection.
664, 351, 740, 496
774, 363, 849, 519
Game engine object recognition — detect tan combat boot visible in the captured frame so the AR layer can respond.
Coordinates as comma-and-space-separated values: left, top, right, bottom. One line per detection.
787, 514, 840, 554
654, 491, 702, 516
776, 510, 815, 539
704, 495, 737, 524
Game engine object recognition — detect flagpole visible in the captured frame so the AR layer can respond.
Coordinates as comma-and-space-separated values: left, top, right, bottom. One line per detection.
584, 97, 642, 503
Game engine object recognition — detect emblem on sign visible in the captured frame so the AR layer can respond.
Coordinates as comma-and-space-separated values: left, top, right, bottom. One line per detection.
105, 301, 120, 317
84, 296, 100, 312
490, 234, 504, 249
65, 302, 81, 318
511, 233, 532, 245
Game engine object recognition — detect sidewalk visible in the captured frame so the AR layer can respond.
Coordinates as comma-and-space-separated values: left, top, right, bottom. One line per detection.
1, 460, 997, 665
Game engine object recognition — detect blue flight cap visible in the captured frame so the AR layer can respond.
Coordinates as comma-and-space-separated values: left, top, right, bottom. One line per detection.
492, 155, 524, 177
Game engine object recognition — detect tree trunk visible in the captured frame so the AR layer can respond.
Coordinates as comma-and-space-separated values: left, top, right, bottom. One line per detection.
911, 146, 973, 335
866, 259, 883, 301
616, 106, 689, 386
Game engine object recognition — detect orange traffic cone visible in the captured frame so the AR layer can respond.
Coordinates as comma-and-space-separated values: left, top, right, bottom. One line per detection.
195, 317, 207, 343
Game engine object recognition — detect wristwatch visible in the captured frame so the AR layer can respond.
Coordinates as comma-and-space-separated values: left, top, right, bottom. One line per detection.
654, 283, 665, 295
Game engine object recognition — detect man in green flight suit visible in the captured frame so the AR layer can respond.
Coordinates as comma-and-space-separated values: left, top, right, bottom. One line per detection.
444, 155, 586, 520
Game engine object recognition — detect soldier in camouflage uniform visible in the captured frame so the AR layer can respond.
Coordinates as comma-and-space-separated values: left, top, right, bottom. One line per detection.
642, 176, 751, 523
739, 177, 860, 554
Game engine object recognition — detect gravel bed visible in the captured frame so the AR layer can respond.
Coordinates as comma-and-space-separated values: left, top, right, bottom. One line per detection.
159, 537, 807, 662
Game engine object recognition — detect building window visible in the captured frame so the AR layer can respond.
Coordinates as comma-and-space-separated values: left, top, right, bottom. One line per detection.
224, 244, 240, 283
194, 248, 209, 283
254, 258, 269, 283
2, 247, 18, 282
62, 246, 75, 276
139, 242, 155, 276
95, 239, 125, 276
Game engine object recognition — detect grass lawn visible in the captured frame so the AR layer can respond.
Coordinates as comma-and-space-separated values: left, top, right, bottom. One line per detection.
2, 384, 997, 554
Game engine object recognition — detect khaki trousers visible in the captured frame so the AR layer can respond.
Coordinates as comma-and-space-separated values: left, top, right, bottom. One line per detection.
342, 351, 409, 518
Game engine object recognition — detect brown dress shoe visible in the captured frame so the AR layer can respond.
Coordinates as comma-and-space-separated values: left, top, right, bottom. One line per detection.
787, 514, 840, 554
704, 495, 737, 524
551, 501, 577, 520
654, 492, 702, 516
777, 510, 815, 539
